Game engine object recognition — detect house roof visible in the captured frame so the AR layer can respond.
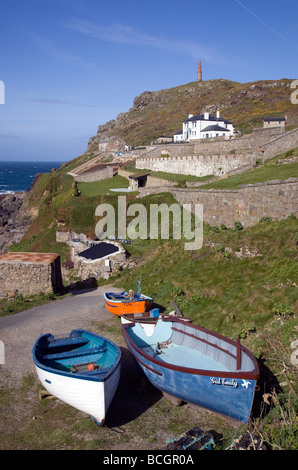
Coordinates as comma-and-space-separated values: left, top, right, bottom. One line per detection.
183, 114, 233, 124
78, 242, 119, 260
264, 117, 286, 121
174, 130, 183, 135
0, 252, 60, 264
201, 124, 231, 133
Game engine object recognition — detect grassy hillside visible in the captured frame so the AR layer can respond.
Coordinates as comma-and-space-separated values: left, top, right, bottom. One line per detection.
5, 149, 298, 449
88, 78, 298, 148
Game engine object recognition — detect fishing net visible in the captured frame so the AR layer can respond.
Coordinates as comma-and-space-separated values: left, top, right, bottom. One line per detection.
165, 427, 215, 450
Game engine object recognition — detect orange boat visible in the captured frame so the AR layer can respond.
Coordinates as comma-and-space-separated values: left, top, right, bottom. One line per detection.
104, 290, 153, 316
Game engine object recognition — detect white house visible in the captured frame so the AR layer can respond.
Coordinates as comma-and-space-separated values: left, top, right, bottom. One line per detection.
174, 112, 235, 142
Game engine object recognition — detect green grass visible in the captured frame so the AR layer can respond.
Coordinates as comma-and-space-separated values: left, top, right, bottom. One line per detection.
78, 175, 130, 197
117, 216, 298, 345
201, 148, 298, 189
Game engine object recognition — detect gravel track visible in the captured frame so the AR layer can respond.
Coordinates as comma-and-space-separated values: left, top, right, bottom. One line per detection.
0, 285, 122, 387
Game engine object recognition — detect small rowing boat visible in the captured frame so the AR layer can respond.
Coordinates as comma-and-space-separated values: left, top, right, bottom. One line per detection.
104, 290, 153, 316
32, 329, 121, 426
122, 317, 259, 424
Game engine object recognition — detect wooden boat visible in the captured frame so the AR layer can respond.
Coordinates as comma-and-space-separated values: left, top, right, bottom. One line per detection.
121, 311, 193, 337
122, 317, 260, 424
32, 329, 121, 426
104, 290, 153, 316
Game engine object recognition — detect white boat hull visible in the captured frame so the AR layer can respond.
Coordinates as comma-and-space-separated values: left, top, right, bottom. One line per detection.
35, 361, 120, 424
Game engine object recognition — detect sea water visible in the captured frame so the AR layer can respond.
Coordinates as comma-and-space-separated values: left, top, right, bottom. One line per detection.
0, 161, 63, 194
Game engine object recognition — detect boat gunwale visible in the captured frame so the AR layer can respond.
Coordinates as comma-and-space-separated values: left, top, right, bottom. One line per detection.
32, 330, 121, 383
104, 292, 153, 305
121, 314, 158, 325
122, 318, 260, 380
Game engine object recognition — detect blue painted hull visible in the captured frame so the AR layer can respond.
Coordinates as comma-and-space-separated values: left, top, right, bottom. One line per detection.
122, 319, 259, 424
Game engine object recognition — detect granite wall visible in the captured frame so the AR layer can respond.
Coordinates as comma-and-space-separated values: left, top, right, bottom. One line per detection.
0, 252, 63, 299
137, 178, 298, 228
136, 153, 257, 177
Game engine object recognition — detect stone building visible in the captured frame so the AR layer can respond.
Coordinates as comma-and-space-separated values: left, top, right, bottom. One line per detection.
72, 241, 127, 280
0, 252, 63, 299
264, 117, 286, 128
98, 136, 130, 153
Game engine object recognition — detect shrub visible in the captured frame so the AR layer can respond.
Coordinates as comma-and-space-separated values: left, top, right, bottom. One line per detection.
272, 303, 294, 321
234, 221, 244, 231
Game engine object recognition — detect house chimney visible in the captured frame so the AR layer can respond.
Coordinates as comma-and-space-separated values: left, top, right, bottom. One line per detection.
216, 110, 220, 119
204, 112, 209, 120
188, 114, 193, 119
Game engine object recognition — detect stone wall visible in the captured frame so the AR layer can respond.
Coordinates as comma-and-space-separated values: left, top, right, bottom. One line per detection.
263, 128, 298, 159
118, 169, 176, 190
136, 153, 257, 177
0, 252, 63, 299
98, 136, 129, 153
136, 128, 298, 175
137, 178, 298, 228
73, 242, 127, 280
74, 165, 113, 183
172, 178, 298, 228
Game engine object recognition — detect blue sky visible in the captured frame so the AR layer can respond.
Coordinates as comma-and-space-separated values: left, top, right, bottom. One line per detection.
0, 0, 297, 162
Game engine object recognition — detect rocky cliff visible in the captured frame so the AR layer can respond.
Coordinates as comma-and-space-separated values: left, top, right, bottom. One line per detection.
0, 193, 34, 254
87, 78, 298, 151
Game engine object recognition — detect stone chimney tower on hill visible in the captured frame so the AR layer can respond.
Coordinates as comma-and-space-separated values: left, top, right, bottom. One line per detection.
197, 60, 202, 82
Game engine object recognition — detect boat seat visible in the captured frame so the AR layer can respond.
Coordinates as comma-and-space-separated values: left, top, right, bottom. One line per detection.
45, 337, 89, 349
42, 341, 107, 360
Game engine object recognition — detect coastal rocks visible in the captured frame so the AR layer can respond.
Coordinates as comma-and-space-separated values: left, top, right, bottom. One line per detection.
0, 193, 33, 254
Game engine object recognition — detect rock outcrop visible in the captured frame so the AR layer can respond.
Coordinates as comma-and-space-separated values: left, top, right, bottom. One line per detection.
0, 193, 33, 253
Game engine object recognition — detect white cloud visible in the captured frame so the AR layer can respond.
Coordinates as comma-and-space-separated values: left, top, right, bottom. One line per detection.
234, 0, 297, 48
29, 98, 96, 107
64, 19, 224, 65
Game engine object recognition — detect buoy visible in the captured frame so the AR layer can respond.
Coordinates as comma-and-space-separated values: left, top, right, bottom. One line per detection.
88, 363, 95, 371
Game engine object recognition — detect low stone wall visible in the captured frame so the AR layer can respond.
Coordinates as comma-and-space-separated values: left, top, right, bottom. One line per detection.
74, 166, 113, 183
0, 252, 63, 299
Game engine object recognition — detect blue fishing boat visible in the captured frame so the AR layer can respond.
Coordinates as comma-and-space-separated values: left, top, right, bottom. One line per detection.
32, 329, 121, 425
122, 317, 260, 424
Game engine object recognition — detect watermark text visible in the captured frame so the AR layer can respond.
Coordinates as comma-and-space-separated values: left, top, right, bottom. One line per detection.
0, 80, 5, 104
95, 196, 203, 251
291, 79, 298, 105
0, 340, 4, 364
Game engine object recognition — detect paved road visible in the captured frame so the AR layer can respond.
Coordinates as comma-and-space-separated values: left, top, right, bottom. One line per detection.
0, 285, 122, 387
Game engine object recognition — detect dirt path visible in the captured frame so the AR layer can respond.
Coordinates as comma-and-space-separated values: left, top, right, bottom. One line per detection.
0, 285, 122, 387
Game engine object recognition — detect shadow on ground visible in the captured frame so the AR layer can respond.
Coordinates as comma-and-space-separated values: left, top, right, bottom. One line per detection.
105, 347, 163, 428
